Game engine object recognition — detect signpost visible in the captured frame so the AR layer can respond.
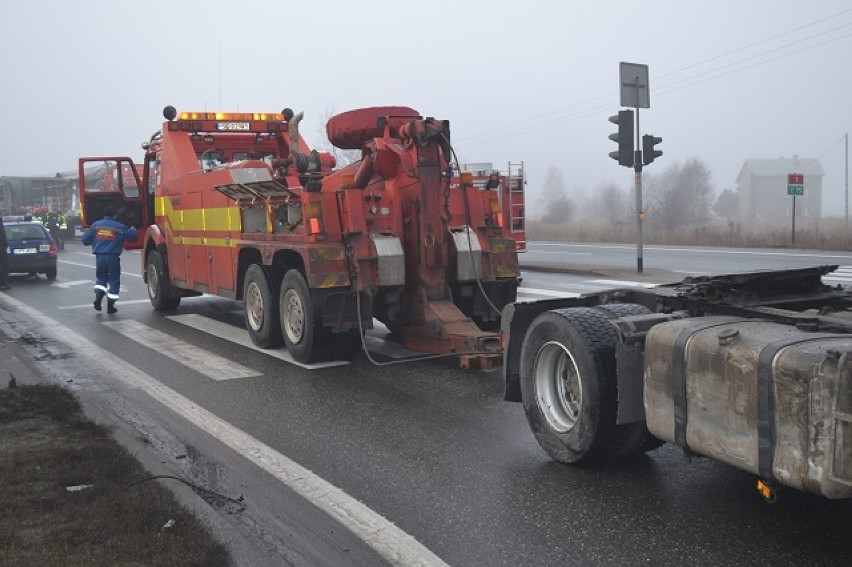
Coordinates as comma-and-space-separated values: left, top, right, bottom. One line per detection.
618, 62, 650, 273
788, 173, 804, 246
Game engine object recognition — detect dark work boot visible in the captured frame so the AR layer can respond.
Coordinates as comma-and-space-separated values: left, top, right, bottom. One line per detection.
107, 299, 117, 314
93, 291, 105, 311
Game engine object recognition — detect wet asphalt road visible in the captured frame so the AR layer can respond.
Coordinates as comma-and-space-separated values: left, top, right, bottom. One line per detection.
1, 242, 851, 566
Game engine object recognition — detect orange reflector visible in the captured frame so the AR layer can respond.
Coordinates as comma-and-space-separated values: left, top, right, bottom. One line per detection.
494, 213, 504, 228
460, 172, 473, 187
341, 172, 355, 188
756, 479, 777, 503
489, 198, 501, 214
309, 217, 322, 234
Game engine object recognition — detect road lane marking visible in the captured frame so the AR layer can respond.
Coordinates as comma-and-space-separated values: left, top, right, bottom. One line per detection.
585, 279, 658, 289
0, 293, 448, 567
57, 298, 151, 310
824, 266, 852, 283
167, 313, 350, 369
59, 258, 142, 278
516, 286, 580, 298
102, 319, 260, 381
530, 242, 852, 259
52, 279, 94, 289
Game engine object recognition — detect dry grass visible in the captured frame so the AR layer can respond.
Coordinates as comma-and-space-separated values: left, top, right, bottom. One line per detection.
528, 217, 852, 250
0, 384, 231, 567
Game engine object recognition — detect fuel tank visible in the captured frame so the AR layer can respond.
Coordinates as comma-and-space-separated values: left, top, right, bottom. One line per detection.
644, 316, 852, 498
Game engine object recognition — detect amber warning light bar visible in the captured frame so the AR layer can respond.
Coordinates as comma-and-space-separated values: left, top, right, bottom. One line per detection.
162, 106, 296, 134
178, 111, 285, 122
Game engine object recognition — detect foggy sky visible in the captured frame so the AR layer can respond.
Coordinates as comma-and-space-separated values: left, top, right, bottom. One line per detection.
2, 0, 850, 216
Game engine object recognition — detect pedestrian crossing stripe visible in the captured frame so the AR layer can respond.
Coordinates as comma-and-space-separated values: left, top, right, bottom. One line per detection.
825, 266, 852, 282
103, 319, 260, 380
166, 313, 350, 369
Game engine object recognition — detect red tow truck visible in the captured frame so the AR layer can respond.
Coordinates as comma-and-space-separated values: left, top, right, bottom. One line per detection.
79, 105, 522, 367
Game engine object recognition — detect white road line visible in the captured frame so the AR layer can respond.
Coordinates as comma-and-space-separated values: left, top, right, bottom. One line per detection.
0, 293, 448, 567
102, 319, 260, 381
167, 313, 350, 369
60, 258, 142, 278
585, 279, 658, 289
517, 286, 580, 298
57, 298, 151, 310
52, 279, 94, 289
531, 242, 852, 259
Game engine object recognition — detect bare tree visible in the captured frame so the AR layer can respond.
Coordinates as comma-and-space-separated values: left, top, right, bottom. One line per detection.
593, 182, 629, 238
646, 158, 714, 231
539, 166, 575, 224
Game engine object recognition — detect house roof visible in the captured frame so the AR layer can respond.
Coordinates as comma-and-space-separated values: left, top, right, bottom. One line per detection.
736, 158, 825, 183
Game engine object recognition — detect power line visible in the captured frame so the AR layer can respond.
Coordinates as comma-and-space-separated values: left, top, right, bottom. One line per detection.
457, 10, 852, 149
656, 8, 852, 80
819, 135, 846, 159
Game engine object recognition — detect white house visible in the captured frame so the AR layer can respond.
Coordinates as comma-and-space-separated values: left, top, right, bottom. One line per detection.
736, 158, 824, 221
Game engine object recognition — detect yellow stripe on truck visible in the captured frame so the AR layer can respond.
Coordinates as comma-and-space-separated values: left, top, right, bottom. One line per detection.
155, 195, 242, 242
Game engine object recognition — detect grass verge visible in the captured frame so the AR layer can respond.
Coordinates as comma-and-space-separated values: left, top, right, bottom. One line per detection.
0, 383, 231, 567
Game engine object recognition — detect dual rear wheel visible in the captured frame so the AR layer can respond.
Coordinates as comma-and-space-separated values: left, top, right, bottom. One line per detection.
244, 265, 362, 363
519, 304, 661, 464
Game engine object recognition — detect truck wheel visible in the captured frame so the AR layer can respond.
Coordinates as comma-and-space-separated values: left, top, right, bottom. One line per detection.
595, 303, 664, 457
244, 264, 283, 348
520, 307, 621, 464
146, 251, 181, 311
280, 269, 323, 363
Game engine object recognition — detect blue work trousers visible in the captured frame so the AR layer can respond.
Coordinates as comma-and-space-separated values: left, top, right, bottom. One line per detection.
94, 253, 122, 299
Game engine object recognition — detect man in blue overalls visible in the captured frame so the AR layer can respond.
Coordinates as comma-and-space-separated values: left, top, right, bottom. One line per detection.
81, 205, 138, 313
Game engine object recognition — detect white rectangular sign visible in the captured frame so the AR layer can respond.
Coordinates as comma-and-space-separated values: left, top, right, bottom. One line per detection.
620, 62, 650, 109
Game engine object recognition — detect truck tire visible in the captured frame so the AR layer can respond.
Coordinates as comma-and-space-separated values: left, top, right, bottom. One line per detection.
520, 307, 621, 464
146, 250, 181, 311
244, 264, 282, 348
280, 269, 323, 363
595, 303, 665, 457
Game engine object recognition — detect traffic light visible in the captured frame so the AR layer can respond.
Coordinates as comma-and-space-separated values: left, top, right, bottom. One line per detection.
642, 134, 662, 165
608, 110, 634, 167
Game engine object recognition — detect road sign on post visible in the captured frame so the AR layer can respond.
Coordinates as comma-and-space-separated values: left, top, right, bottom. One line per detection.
619, 62, 650, 109
787, 173, 804, 196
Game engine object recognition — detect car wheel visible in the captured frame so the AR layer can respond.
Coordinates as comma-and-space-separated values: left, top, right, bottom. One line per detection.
44, 267, 57, 281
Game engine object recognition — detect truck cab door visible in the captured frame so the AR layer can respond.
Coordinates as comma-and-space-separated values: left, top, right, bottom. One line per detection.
78, 157, 148, 249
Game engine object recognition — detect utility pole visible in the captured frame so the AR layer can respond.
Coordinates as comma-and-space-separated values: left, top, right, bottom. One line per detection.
846, 132, 849, 226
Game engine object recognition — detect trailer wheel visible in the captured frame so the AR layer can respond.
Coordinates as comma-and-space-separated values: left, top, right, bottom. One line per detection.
520, 307, 621, 464
595, 303, 664, 457
244, 264, 282, 348
146, 250, 181, 311
280, 269, 323, 363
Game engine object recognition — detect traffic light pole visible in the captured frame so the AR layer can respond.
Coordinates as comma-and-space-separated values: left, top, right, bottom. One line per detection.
634, 108, 644, 273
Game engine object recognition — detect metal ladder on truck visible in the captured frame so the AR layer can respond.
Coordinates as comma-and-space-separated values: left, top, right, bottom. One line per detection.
506, 161, 526, 252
